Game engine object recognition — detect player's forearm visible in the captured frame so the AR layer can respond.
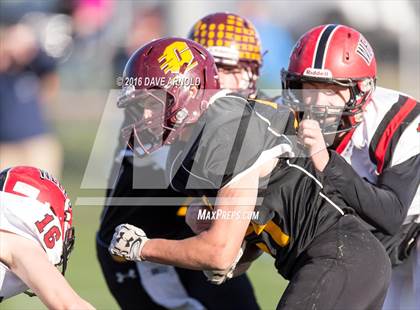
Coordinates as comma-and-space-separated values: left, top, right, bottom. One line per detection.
141, 231, 235, 271
8, 234, 95, 309
111, 169, 259, 270
322, 151, 420, 234
39, 288, 95, 310
17, 262, 95, 310
16, 256, 95, 310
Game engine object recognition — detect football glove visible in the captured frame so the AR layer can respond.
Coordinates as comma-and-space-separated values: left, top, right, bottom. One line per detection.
109, 224, 149, 261
203, 240, 246, 285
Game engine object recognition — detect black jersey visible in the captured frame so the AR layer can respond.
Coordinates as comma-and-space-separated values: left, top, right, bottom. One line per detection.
167, 93, 294, 196
169, 94, 349, 279
97, 157, 191, 245
245, 157, 348, 279
98, 91, 288, 244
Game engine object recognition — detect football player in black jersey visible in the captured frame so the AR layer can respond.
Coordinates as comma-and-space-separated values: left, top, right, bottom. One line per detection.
96, 13, 266, 310
109, 37, 391, 310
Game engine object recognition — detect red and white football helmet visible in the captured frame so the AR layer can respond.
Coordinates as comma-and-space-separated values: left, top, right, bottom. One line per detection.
117, 37, 220, 156
282, 24, 377, 134
0, 166, 74, 274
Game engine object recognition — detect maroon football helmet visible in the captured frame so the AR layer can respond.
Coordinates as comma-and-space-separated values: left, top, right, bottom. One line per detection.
117, 37, 220, 156
188, 12, 262, 92
282, 24, 377, 135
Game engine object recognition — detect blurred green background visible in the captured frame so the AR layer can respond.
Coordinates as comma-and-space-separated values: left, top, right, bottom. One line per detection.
1, 120, 288, 310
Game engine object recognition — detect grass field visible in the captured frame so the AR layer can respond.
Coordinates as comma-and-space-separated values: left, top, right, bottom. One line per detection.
1, 120, 288, 309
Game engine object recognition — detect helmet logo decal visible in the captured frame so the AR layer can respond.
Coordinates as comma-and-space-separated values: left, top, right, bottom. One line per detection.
158, 41, 198, 74
356, 36, 374, 65
40, 169, 67, 197
12, 181, 40, 199
303, 68, 332, 78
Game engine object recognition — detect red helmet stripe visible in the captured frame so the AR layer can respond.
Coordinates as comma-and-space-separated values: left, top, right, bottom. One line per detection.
313, 24, 338, 69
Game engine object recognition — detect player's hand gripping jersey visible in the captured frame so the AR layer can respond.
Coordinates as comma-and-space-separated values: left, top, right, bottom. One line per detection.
168, 93, 353, 279
108, 36, 391, 309
325, 87, 420, 263
167, 93, 293, 195
110, 91, 390, 309
281, 24, 419, 265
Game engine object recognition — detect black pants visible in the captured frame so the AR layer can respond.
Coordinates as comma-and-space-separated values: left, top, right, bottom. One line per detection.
96, 235, 260, 310
278, 215, 392, 310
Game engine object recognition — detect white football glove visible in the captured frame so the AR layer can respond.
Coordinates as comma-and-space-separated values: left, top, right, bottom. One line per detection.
109, 224, 149, 261
203, 241, 246, 285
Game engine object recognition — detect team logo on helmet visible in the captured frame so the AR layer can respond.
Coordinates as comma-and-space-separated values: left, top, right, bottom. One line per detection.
39, 169, 67, 197
356, 35, 374, 66
158, 41, 198, 74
